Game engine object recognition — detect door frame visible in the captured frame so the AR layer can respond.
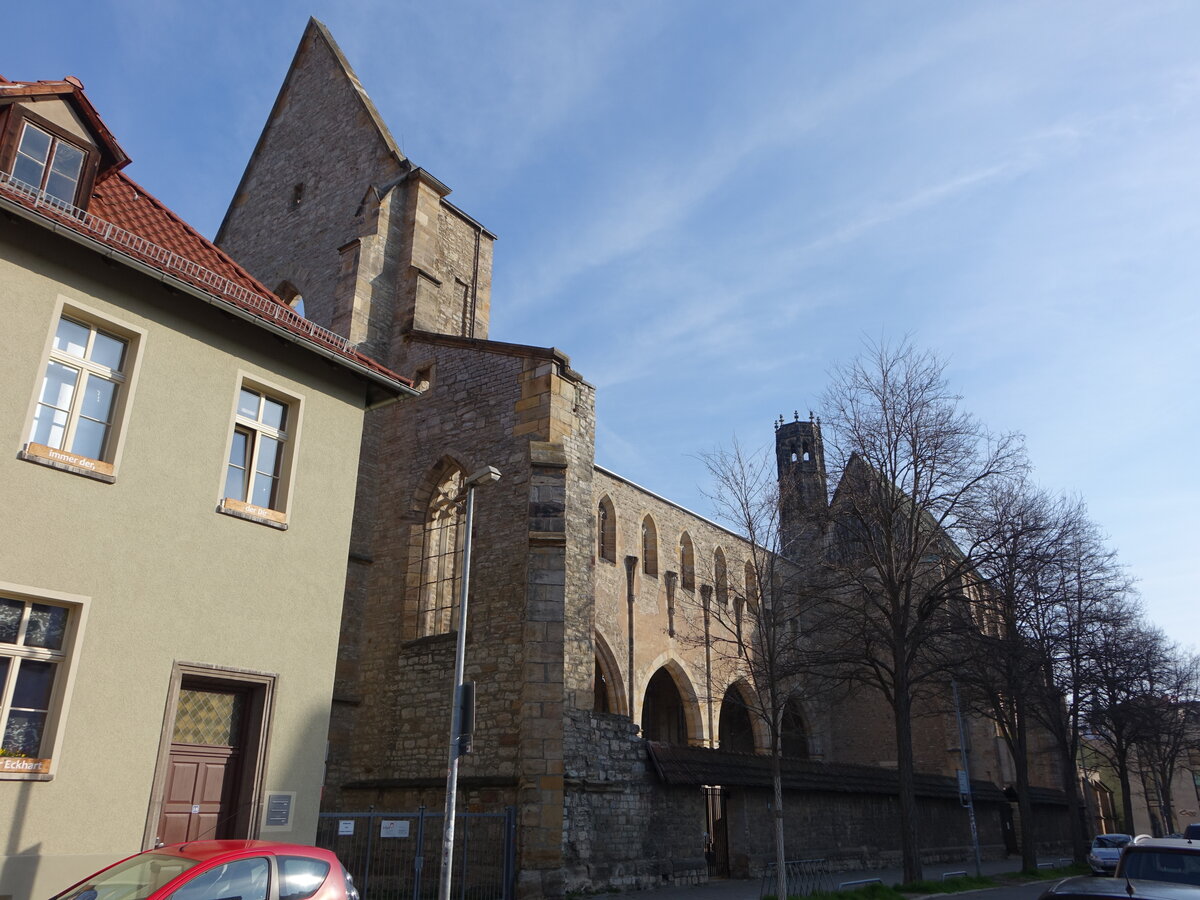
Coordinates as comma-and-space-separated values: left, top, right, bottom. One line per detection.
143, 662, 276, 849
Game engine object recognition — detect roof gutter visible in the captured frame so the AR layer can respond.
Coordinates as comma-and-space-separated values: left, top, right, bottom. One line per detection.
0, 194, 420, 405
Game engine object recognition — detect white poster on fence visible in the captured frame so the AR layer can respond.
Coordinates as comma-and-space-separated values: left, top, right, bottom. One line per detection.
380, 819, 410, 838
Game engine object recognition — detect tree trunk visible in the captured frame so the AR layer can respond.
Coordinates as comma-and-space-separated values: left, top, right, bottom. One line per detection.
1013, 707, 1038, 873
772, 747, 787, 898
1058, 742, 1088, 863
894, 688, 923, 884
1117, 749, 1135, 835
1157, 767, 1177, 835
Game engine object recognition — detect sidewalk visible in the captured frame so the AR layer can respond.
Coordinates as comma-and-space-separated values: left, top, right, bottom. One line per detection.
618, 855, 1066, 900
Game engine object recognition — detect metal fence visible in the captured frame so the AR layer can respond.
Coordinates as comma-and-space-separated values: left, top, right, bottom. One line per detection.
316, 808, 516, 900
760, 858, 832, 898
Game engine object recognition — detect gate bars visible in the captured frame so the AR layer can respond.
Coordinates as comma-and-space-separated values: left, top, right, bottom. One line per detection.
316, 807, 517, 900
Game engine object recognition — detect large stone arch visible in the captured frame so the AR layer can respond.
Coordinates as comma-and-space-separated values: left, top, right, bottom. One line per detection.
717, 678, 769, 754
781, 693, 812, 759
636, 655, 704, 746
592, 629, 627, 716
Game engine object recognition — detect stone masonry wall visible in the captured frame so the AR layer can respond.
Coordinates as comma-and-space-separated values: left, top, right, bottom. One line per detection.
725, 788, 1008, 877
217, 22, 406, 334
563, 709, 706, 892
591, 469, 773, 747
325, 340, 532, 805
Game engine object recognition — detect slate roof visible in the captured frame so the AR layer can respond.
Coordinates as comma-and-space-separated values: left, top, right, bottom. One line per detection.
645, 742, 1066, 807
0, 75, 412, 396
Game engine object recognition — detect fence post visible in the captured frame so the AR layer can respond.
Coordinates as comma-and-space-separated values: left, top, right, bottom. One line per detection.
413, 806, 427, 900
503, 806, 517, 900
458, 815, 470, 900
362, 812, 376, 899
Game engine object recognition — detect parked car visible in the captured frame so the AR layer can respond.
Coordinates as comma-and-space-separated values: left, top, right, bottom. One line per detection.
1041, 838, 1200, 900
1184, 825, 1200, 841
47, 840, 359, 900
1088, 834, 1134, 875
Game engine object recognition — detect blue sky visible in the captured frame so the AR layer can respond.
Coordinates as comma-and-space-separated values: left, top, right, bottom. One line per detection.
8, 1, 1198, 644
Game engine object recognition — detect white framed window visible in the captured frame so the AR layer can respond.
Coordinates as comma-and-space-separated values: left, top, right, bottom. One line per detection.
219, 382, 298, 528
0, 584, 87, 780
24, 311, 137, 481
12, 121, 86, 205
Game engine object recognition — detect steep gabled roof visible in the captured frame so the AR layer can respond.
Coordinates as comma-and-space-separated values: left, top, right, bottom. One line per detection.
0, 73, 414, 401
214, 17, 406, 244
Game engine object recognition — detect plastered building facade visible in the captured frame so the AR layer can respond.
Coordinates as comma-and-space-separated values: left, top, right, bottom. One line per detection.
217, 21, 1068, 898
0, 74, 413, 900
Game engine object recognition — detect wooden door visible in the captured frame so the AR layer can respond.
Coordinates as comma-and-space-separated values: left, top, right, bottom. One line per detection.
156, 685, 246, 845
159, 744, 238, 844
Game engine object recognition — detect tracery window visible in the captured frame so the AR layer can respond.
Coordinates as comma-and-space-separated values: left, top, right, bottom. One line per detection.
417, 467, 465, 637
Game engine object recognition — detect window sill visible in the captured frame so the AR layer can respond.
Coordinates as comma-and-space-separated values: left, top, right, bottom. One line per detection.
20, 443, 115, 483
217, 498, 288, 530
0, 757, 53, 780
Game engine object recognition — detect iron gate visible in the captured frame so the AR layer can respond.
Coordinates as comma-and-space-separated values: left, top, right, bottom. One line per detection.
316, 807, 516, 900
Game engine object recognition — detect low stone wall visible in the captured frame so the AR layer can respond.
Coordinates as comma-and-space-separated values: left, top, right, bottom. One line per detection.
563, 709, 1074, 893
724, 788, 1007, 877
564, 709, 706, 892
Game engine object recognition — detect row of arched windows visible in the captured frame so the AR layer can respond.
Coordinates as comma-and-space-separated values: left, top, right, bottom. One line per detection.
592, 640, 810, 757
597, 497, 759, 604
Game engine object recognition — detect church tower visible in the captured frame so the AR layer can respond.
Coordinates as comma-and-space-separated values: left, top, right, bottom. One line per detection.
775, 413, 827, 559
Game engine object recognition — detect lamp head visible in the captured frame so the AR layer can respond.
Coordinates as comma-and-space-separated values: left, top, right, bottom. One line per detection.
466, 466, 501, 487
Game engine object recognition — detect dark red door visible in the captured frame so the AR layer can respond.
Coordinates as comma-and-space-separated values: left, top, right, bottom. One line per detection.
157, 685, 247, 845
159, 744, 239, 844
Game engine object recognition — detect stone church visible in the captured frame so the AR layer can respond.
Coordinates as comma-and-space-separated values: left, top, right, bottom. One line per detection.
217, 20, 1068, 897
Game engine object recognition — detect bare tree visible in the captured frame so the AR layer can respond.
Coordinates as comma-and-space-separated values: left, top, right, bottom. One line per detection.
1084, 605, 1159, 834
693, 438, 819, 889
809, 339, 1025, 883
1019, 500, 1126, 862
957, 477, 1067, 873
1132, 647, 1200, 835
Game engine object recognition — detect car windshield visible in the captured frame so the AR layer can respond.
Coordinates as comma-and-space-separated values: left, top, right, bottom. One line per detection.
1122, 849, 1200, 886
1095, 835, 1132, 849
53, 853, 200, 900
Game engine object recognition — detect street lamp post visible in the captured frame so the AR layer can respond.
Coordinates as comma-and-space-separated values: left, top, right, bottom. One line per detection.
437, 465, 501, 900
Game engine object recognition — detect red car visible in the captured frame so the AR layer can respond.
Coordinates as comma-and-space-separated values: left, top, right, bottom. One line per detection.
48, 840, 359, 900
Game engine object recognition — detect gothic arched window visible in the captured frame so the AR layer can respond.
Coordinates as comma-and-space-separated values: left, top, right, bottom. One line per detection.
714, 548, 728, 606
679, 532, 696, 591
642, 516, 658, 576
597, 496, 616, 563
417, 466, 465, 636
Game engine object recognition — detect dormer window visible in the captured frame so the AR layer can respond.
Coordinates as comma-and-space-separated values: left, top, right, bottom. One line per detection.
12, 122, 85, 206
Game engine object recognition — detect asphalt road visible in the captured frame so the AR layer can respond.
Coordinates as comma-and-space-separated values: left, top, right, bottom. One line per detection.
963, 881, 1056, 900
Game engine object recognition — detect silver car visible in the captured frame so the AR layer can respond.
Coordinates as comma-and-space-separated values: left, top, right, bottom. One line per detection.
1089, 834, 1134, 875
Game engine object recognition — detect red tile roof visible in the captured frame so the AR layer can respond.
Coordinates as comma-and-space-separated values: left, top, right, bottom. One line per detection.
90, 172, 280, 303
0, 75, 410, 394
